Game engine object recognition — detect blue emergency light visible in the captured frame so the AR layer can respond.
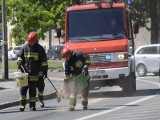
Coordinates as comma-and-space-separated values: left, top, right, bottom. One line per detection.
112, 0, 117, 2
105, 54, 111, 61
127, 0, 134, 5
75, 0, 80, 4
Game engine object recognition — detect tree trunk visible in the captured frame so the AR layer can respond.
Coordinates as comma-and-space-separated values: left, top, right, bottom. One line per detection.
150, 0, 159, 44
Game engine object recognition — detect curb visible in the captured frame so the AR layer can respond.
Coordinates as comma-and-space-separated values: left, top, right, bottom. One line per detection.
0, 92, 57, 110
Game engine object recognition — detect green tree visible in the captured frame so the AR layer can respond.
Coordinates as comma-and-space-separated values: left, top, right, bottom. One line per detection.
5, 0, 160, 45
131, 0, 160, 44
6, 0, 69, 45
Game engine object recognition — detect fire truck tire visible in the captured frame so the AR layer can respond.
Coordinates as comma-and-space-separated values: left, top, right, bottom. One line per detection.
130, 72, 136, 92
122, 76, 133, 96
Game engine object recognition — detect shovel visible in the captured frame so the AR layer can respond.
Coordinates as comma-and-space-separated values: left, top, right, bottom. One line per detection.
46, 77, 61, 103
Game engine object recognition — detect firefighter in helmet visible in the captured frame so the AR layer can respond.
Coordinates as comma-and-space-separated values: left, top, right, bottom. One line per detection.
61, 46, 90, 111
17, 31, 47, 111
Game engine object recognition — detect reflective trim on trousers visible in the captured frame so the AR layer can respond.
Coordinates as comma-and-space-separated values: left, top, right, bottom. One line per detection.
20, 95, 26, 100
29, 97, 37, 102
82, 97, 88, 102
38, 91, 43, 96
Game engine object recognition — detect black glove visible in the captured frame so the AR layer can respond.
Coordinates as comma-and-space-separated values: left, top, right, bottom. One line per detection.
43, 71, 48, 78
83, 65, 88, 76
17, 62, 23, 72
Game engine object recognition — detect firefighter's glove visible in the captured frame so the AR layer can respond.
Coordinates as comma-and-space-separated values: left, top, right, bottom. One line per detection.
43, 71, 48, 79
17, 62, 24, 73
83, 65, 89, 76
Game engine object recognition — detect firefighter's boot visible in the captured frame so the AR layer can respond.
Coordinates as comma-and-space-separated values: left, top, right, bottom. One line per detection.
19, 97, 26, 111
38, 94, 44, 108
69, 94, 77, 111
29, 102, 36, 111
69, 105, 75, 111
82, 99, 88, 110
30, 107, 36, 111
19, 105, 25, 111
39, 101, 44, 108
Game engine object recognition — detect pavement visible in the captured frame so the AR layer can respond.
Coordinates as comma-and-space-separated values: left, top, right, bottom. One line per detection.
0, 69, 64, 110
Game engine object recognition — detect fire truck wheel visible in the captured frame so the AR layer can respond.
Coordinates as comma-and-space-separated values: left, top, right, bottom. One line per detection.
122, 76, 133, 96
130, 72, 136, 92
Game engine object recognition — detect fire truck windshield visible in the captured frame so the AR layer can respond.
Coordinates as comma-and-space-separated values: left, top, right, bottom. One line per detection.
67, 8, 126, 42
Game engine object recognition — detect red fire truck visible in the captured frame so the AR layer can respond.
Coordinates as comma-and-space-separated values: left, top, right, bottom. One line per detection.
58, 0, 138, 96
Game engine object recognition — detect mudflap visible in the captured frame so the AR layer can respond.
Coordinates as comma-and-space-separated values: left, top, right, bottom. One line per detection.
121, 72, 136, 96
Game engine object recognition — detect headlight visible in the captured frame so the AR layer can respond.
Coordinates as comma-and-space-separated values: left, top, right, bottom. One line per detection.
118, 54, 128, 60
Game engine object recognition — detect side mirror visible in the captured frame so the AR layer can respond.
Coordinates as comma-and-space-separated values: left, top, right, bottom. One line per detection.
56, 26, 61, 38
133, 22, 139, 34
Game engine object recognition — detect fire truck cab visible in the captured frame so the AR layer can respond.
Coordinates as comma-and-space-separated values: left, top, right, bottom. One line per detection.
59, 0, 137, 96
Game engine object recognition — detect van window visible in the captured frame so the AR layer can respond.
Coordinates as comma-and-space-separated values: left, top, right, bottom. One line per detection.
146, 46, 157, 54
137, 47, 145, 54
137, 46, 158, 54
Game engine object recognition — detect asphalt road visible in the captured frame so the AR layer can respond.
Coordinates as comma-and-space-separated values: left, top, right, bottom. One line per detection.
1, 75, 160, 120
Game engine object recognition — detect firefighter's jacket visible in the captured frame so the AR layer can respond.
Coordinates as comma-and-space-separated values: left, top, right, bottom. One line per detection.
35, 43, 48, 77
17, 43, 48, 79
64, 51, 90, 80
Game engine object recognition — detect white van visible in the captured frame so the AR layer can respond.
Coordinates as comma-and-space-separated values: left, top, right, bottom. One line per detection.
8, 46, 22, 60
134, 44, 160, 77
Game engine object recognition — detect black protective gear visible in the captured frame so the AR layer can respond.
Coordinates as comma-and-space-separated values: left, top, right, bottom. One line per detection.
19, 106, 25, 111
39, 100, 44, 108
69, 105, 75, 111
35, 43, 48, 108
83, 106, 87, 110
30, 107, 36, 111
17, 42, 47, 110
82, 65, 89, 76
63, 51, 90, 110
37, 76, 45, 102
43, 71, 48, 79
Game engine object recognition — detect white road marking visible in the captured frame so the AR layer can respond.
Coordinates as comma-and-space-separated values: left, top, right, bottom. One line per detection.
75, 79, 160, 120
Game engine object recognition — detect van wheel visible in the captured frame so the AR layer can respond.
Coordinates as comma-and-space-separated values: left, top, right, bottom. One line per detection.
136, 64, 147, 77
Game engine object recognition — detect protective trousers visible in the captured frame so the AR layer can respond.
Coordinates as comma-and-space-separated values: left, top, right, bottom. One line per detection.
37, 76, 45, 102
69, 79, 90, 108
20, 78, 38, 108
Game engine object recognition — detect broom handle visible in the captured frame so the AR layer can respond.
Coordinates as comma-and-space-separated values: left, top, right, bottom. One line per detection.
47, 77, 59, 93
21, 66, 27, 73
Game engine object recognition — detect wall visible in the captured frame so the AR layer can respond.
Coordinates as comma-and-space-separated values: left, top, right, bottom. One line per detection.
134, 22, 151, 50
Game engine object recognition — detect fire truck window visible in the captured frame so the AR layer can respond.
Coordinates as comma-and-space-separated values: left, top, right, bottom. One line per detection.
68, 8, 125, 41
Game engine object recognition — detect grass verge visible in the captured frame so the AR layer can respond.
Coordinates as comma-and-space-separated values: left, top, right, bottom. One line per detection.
0, 60, 63, 70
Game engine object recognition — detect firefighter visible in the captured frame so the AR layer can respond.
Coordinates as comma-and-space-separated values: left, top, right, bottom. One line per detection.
17, 31, 47, 111
61, 46, 90, 111
35, 40, 48, 108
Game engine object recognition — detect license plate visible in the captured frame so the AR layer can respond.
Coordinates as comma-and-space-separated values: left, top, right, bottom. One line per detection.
89, 70, 105, 76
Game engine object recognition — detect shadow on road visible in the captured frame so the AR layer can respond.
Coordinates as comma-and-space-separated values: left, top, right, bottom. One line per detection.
89, 88, 160, 98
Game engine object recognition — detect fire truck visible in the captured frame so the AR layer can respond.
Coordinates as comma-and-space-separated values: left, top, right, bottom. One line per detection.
57, 0, 138, 96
